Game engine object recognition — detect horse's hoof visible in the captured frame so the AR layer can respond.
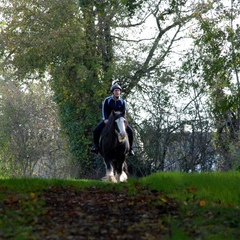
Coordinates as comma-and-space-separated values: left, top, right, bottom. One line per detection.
119, 171, 128, 182
109, 175, 117, 183
101, 176, 108, 181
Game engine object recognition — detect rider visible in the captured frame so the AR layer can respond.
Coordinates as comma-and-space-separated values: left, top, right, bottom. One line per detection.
91, 83, 135, 156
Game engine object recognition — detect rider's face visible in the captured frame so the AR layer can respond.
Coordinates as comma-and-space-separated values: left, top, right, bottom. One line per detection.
113, 89, 121, 98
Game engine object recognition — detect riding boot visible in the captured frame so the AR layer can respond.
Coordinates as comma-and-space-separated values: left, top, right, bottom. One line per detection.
91, 132, 100, 154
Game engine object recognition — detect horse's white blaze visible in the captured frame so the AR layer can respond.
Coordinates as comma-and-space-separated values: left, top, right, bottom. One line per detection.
115, 117, 126, 142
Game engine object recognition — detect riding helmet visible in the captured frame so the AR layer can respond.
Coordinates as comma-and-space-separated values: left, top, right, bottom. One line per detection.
110, 84, 122, 92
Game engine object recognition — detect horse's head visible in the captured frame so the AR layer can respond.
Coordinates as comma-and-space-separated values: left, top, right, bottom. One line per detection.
112, 111, 127, 142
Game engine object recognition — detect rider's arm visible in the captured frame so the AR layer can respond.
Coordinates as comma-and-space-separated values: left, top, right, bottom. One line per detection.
102, 97, 110, 120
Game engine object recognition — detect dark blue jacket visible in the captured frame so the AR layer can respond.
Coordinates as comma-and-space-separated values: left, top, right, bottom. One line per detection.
102, 96, 126, 120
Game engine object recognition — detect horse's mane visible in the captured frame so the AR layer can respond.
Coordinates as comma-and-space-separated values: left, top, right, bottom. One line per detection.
102, 111, 117, 137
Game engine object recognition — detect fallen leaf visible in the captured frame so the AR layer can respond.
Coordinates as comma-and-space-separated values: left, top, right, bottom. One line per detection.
30, 192, 37, 199
160, 198, 167, 203
199, 200, 206, 206
187, 186, 197, 193
4, 195, 19, 204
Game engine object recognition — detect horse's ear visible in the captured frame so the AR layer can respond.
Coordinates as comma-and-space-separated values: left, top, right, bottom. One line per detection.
112, 110, 115, 116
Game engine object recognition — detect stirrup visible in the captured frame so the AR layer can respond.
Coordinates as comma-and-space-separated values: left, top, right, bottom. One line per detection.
91, 145, 99, 154
128, 149, 134, 156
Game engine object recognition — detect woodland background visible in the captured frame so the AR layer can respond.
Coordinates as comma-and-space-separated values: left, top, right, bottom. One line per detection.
0, 0, 240, 179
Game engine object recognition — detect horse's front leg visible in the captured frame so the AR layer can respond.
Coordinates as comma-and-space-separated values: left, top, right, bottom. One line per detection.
116, 157, 128, 183
104, 157, 117, 183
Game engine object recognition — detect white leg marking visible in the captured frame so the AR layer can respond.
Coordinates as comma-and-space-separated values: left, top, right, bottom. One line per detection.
119, 171, 128, 182
109, 175, 117, 183
116, 173, 120, 183
107, 169, 117, 182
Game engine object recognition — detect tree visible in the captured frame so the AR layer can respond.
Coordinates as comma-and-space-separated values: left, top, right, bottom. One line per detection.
0, 0, 217, 176
0, 78, 75, 178
0, 0, 147, 175
181, 0, 240, 170
128, 67, 215, 174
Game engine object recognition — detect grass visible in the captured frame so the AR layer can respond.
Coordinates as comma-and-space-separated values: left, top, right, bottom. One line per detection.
140, 171, 240, 240
140, 171, 240, 206
1, 171, 240, 239
0, 177, 107, 192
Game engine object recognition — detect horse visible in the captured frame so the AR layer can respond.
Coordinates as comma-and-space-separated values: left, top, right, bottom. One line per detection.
99, 111, 130, 183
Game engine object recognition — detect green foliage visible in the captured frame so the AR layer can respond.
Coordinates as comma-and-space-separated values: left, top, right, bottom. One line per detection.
1, 0, 84, 74
0, 0, 114, 174
180, 1, 240, 170
120, 0, 147, 15
2, 0, 231, 175
0, 79, 74, 178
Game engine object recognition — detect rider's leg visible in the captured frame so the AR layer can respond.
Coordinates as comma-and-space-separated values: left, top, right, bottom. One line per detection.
126, 125, 134, 156
91, 121, 105, 153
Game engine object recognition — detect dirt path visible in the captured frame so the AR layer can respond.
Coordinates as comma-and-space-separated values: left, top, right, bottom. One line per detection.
34, 185, 179, 239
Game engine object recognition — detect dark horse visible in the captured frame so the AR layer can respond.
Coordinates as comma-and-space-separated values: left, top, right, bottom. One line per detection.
99, 111, 130, 183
